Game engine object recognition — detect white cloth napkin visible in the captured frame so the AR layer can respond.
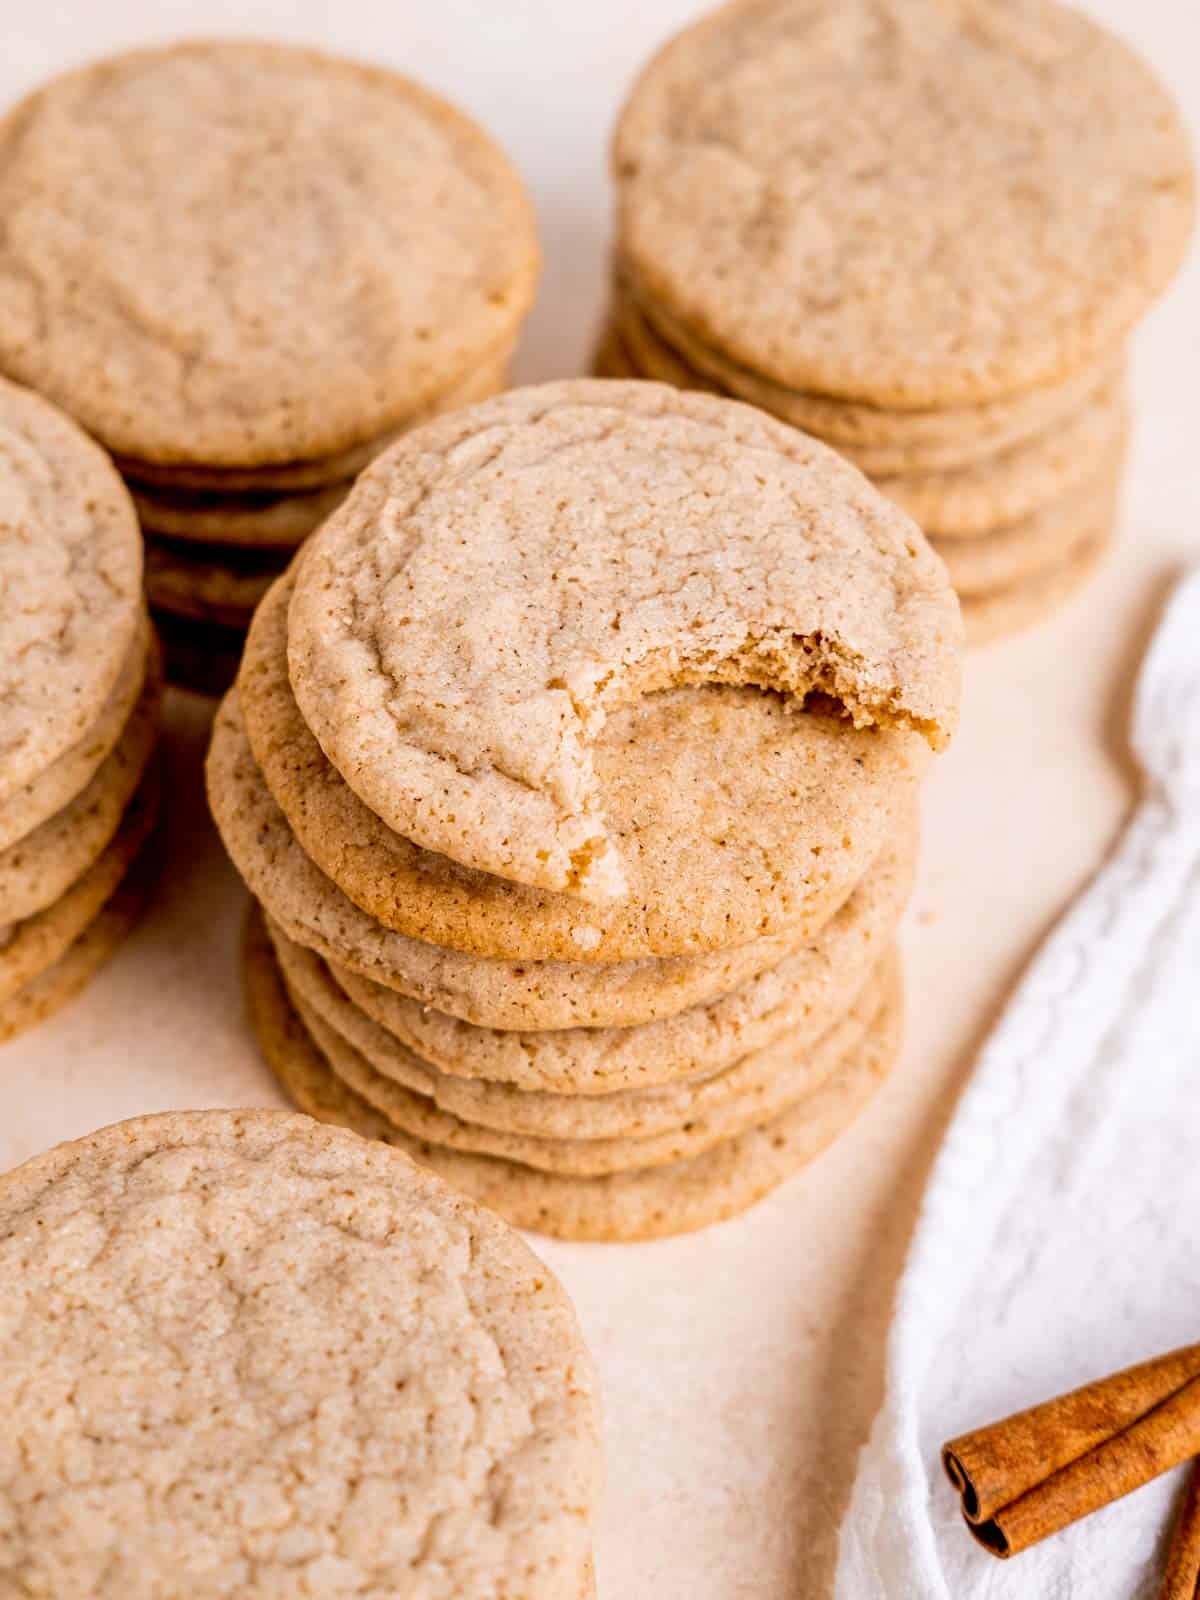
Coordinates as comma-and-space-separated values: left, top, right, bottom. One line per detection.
835, 569, 1200, 1600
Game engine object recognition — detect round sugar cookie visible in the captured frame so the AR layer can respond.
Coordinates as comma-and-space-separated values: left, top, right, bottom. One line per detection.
877, 381, 1128, 537
614, 282, 1123, 476
246, 907, 904, 1242
0, 759, 160, 1005
115, 343, 513, 495
0, 1107, 601, 1597
319, 829, 914, 1095
283, 942, 890, 1177
272, 914, 898, 1141
0, 42, 538, 466
0, 816, 162, 1043
242, 571, 925, 961
0, 376, 143, 803
614, 0, 1193, 407
0, 641, 162, 922
286, 379, 959, 901
0, 611, 150, 854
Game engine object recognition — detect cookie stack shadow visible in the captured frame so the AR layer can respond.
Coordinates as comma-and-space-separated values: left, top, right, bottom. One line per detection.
209, 380, 963, 1242
0, 380, 164, 1042
596, 0, 1194, 643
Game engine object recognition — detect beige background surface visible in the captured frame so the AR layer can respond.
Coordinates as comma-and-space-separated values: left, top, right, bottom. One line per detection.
0, 3, 1196, 1595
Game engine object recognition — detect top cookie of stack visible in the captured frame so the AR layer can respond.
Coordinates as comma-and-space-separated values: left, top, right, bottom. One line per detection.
210, 378, 963, 1241
0, 40, 539, 688
600, 0, 1194, 642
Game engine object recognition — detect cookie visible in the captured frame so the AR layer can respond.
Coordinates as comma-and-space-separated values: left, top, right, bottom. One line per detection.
241, 573, 925, 960
215, 693, 878, 1022
281, 913, 894, 1146
132, 478, 352, 550
613, 0, 1193, 407
0, 375, 143, 803
613, 282, 1122, 475
934, 468, 1121, 598
0, 42, 539, 466
246, 906, 903, 1241
276, 920, 880, 1141
0, 611, 150, 854
287, 379, 959, 900
145, 537, 286, 630
119, 429, 398, 496
155, 611, 246, 697
225, 697, 909, 1030
285, 942, 890, 1176
316, 828, 914, 1095
0, 759, 160, 1004
0, 815, 162, 1043
961, 530, 1112, 646
115, 343, 513, 495
0, 1107, 601, 1596
876, 380, 1128, 536
0, 640, 162, 922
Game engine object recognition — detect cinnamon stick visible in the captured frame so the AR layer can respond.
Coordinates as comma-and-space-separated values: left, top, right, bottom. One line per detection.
944, 1343, 1200, 1524
942, 1343, 1200, 1558
1159, 1459, 1200, 1600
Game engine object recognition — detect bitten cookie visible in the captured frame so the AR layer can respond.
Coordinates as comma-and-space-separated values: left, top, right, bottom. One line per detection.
287, 379, 959, 900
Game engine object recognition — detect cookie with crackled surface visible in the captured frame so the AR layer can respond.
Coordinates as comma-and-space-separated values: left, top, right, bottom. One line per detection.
0, 1108, 601, 1597
0, 376, 143, 803
0, 613, 151, 854
0, 815, 162, 1043
287, 379, 959, 902
613, 0, 1193, 408
0, 41, 538, 468
0, 759, 160, 1005
0, 640, 161, 923
241, 572, 926, 961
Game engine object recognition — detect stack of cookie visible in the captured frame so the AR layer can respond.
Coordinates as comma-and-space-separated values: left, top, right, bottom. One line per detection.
0, 1110, 602, 1598
0, 41, 539, 690
209, 380, 962, 1241
0, 379, 162, 1042
598, 0, 1194, 642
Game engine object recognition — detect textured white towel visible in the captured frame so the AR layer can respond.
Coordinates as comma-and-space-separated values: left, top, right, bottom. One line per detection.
835, 570, 1200, 1600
